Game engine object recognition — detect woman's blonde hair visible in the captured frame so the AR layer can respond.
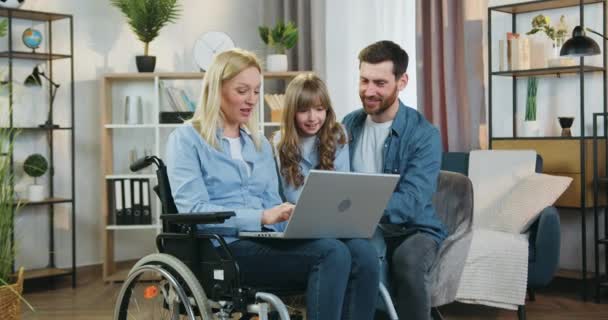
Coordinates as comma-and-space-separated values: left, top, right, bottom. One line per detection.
277, 73, 347, 187
188, 48, 262, 150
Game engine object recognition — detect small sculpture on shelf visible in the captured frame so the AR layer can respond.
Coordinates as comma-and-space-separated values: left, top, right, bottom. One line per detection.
23, 153, 48, 202
558, 116, 574, 137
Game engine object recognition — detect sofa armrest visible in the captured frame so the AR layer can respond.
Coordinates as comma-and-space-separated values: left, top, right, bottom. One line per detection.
526, 206, 560, 288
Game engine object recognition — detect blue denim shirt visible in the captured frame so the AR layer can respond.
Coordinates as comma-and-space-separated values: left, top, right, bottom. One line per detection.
342, 101, 447, 243
166, 124, 284, 243
271, 129, 350, 203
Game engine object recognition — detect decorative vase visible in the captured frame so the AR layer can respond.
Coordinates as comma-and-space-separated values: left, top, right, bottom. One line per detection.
523, 120, 540, 136
547, 37, 575, 67
558, 116, 575, 137
266, 54, 288, 72
27, 184, 44, 202
136, 55, 156, 73
0, 0, 25, 9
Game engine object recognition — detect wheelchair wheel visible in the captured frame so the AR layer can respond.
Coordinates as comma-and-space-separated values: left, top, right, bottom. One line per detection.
114, 253, 213, 320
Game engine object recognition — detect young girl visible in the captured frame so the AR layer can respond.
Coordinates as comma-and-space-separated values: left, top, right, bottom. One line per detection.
274, 73, 350, 202
167, 50, 377, 320
273, 73, 379, 320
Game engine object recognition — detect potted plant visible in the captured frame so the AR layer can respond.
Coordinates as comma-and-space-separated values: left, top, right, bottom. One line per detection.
526, 14, 571, 67
0, 128, 29, 320
110, 0, 181, 73
258, 21, 298, 72
23, 153, 48, 202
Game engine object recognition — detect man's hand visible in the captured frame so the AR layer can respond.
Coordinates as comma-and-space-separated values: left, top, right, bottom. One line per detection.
261, 203, 295, 225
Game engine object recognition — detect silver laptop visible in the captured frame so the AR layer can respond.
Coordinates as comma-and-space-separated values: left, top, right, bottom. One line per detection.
239, 170, 400, 239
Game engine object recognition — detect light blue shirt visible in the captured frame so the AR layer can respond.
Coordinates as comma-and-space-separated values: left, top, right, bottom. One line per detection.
166, 124, 284, 243
272, 128, 350, 204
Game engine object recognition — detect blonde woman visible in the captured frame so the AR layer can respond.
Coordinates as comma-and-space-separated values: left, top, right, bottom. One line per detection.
273, 73, 380, 320
166, 49, 372, 320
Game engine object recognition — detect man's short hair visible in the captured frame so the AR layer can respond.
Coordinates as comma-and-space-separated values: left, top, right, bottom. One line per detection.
358, 40, 409, 79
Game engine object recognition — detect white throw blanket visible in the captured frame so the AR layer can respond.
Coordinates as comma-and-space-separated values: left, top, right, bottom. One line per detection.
455, 150, 537, 310
456, 229, 529, 310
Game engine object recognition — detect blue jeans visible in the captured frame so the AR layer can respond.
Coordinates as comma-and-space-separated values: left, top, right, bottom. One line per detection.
229, 238, 379, 320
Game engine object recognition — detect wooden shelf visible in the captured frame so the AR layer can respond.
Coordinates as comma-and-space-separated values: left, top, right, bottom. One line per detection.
104, 72, 205, 80
103, 71, 312, 80
492, 136, 595, 140
0, 8, 71, 22
104, 124, 157, 129
106, 225, 158, 231
490, 0, 604, 14
2, 126, 72, 131
23, 267, 72, 280
105, 174, 156, 180
263, 71, 312, 78
14, 197, 72, 207
492, 66, 604, 77
0, 51, 71, 60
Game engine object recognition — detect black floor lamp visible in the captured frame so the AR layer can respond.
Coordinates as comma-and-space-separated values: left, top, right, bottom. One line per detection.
24, 65, 60, 129
560, 26, 606, 57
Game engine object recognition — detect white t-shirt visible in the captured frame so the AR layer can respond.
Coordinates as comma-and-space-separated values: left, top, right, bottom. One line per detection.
352, 116, 393, 174
299, 135, 317, 158
225, 136, 251, 177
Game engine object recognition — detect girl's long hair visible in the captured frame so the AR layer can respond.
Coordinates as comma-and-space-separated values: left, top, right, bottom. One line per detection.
188, 48, 262, 150
277, 74, 346, 187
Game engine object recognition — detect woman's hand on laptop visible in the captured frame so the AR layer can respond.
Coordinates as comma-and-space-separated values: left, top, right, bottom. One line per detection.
262, 203, 295, 225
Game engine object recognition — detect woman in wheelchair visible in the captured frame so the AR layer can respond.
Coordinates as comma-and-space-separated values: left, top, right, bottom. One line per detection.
165, 48, 379, 319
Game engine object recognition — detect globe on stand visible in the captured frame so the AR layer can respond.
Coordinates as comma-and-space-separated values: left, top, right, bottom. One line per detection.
22, 28, 42, 53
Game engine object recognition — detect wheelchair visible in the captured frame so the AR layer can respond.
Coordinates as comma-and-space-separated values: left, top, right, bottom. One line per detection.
113, 155, 398, 320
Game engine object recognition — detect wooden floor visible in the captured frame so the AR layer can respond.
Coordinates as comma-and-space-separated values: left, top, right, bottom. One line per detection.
18, 265, 608, 320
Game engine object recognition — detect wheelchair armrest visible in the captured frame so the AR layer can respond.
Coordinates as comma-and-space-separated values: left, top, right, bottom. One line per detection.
160, 212, 236, 225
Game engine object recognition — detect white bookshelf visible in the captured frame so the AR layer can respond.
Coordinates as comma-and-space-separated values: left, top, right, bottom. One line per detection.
100, 71, 311, 282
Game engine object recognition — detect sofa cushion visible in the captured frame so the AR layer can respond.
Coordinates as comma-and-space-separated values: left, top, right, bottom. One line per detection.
477, 173, 572, 233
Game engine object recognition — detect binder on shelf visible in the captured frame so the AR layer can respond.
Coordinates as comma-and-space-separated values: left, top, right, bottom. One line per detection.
132, 179, 142, 225
142, 180, 152, 225
106, 180, 116, 225
114, 179, 124, 225
123, 179, 133, 225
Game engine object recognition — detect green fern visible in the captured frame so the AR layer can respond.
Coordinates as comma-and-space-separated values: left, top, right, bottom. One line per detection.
0, 127, 19, 284
110, 0, 181, 56
258, 21, 298, 54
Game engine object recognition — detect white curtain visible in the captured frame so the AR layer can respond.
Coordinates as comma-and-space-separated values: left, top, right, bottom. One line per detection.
324, 0, 417, 119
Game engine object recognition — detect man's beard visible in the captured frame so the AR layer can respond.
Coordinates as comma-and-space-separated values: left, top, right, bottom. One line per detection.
360, 86, 399, 116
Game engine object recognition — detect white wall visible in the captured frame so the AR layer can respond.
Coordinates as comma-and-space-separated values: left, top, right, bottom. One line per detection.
488, 0, 607, 272
9, 0, 268, 269
324, 0, 417, 120
11, 0, 418, 269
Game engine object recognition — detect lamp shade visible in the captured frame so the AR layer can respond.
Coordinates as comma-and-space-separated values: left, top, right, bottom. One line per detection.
24, 66, 42, 86
560, 26, 601, 57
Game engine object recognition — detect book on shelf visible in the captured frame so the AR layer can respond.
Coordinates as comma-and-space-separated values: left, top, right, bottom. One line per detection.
160, 81, 195, 112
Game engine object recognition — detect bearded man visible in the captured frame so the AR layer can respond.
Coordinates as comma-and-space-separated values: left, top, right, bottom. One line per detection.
342, 40, 447, 320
